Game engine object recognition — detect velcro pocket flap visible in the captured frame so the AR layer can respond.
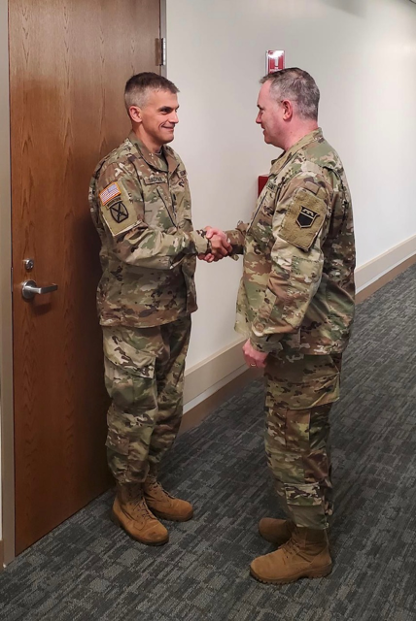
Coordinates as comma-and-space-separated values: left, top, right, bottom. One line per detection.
279, 188, 326, 252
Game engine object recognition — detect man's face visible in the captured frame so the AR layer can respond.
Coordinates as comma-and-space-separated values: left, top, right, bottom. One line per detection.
134, 89, 179, 151
256, 81, 285, 148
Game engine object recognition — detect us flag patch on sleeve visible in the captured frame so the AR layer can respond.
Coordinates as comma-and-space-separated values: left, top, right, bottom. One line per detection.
99, 182, 121, 206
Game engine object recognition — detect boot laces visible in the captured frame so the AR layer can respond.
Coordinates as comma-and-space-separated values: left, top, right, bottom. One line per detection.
282, 538, 299, 559
125, 485, 142, 507
148, 480, 175, 499
135, 497, 154, 520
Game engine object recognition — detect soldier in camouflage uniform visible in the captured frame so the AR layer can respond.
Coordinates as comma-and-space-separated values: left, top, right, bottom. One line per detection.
89, 73, 230, 546
206, 68, 355, 583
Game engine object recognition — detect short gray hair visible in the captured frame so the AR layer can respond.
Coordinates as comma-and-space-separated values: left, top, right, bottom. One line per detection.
261, 68, 320, 120
124, 72, 179, 110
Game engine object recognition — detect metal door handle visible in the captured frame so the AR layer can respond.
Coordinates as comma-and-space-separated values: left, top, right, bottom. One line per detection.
22, 279, 58, 300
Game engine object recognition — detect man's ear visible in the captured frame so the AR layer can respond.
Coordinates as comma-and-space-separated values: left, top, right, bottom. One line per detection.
281, 99, 294, 121
129, 105, 142, 124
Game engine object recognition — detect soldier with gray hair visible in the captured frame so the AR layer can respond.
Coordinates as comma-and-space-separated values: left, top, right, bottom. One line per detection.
89, 72, 230, 546
205, 67, 355, 583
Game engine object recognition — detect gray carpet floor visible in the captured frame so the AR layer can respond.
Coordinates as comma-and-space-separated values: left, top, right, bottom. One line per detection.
1, 264, 416, 621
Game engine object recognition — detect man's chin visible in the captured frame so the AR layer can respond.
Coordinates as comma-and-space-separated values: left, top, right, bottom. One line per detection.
163, 132, 175, 144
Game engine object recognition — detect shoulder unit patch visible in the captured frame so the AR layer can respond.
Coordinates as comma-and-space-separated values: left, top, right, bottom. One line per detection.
109, 202, 129, 224
296, 206, 319, 228
98, 179, 138, 237
279, 188, 326, 252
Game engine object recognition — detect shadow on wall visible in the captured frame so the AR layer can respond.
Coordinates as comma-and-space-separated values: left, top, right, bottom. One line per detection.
320, 0, 366, 16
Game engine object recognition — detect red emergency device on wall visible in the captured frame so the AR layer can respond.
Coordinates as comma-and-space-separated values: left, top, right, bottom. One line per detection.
258, 175, 268, 196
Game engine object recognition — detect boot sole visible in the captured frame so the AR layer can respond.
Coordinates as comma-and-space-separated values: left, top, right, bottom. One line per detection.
149, 507, 194, 522
250, 564, 333, 584
111, 510, 169, 546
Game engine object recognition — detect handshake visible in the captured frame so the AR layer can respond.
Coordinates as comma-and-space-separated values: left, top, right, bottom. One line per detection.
198, 226, 233, 263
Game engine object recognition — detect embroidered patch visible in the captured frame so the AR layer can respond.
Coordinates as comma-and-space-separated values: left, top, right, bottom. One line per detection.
109, 202, 129, 224
99, 182, 121, 206
296, 206, 319, 228
99, 179, 139, 237
279, 188, 326, 252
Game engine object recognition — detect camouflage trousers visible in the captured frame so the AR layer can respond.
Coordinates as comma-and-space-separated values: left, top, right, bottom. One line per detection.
264, 348, 342, 530
102, 316, 191, 485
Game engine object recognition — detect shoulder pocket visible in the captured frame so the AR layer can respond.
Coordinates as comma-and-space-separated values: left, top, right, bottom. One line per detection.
99, 180, 138, 237
101, 200, 138, 237
279, 188, 326, 252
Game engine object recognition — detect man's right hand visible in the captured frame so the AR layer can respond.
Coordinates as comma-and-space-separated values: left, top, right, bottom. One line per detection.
199, 226, 232, 262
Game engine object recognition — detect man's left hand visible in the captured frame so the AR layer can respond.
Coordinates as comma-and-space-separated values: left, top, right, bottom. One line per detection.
243, 339, 268, 368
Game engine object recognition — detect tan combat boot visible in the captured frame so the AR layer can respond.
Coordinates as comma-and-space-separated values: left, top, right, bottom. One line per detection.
250, 526, 332, 584
258, 518, 295, 546
144, 478, 193, 521
111, 483, 169, 545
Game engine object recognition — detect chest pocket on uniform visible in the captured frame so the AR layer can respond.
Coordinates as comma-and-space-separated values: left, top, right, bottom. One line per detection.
172, 168, 187, 189
248, 178, 282, 252
141, 174, 175, 228
279, 188, 326, 252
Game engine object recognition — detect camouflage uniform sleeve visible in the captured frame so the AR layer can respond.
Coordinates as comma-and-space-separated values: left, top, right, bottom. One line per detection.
96, 162, 209, 270
225, 221, 247, 255
250, 170, 331, 352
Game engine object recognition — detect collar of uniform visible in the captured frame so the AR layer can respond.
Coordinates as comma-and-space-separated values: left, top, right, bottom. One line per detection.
128, 132, 179, 174
270, 128, 323, 174
163, 145, 181, 175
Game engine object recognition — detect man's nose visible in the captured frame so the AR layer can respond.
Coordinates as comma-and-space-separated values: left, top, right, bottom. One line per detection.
170, 111, 179, 124
255, 112, 262, 124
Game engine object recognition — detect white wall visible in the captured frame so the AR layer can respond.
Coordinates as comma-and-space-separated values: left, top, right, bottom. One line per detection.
167, 0, 416, 369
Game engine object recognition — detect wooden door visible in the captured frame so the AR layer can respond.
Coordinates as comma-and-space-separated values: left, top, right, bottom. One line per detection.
9, 0, 161, 554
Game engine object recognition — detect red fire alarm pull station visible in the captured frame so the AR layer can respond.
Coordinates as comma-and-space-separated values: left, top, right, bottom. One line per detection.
258, 175, 268, 196
266, 50, 285, 74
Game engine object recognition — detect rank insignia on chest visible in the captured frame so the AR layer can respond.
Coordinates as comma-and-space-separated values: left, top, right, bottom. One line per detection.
296, 206, 319, 228
109, 202, 129, 223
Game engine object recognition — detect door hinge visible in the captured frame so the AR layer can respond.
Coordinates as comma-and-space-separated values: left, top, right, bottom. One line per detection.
156, 38, 166, 66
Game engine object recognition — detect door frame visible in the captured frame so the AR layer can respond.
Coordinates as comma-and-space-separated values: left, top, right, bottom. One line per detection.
0, 0, 15, 567
160, 0, 167, 78
0, 0, 167, 567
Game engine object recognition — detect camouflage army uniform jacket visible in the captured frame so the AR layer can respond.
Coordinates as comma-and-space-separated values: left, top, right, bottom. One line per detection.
89, 132, 209, 328
228, 128, 356, 355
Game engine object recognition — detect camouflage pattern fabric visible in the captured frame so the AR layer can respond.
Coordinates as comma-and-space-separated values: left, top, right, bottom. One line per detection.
226, 128, 355, 529
264, 347, 341, 529
228, 128, 356, 355
89, 132, 209, 328
102, 316, 191, 484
